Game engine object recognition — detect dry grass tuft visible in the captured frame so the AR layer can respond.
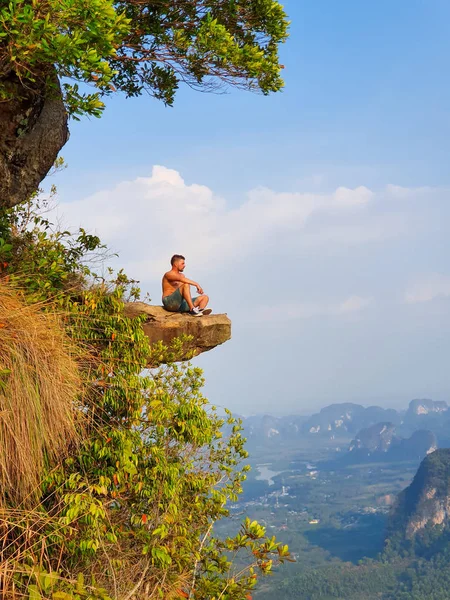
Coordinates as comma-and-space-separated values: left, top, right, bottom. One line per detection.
0, 283, 82, 507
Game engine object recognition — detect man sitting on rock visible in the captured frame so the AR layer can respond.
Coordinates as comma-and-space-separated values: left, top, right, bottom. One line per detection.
162, 254, 212, 317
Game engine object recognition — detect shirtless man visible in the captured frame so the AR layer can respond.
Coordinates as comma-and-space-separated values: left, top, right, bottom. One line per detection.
162, 254, 212, 316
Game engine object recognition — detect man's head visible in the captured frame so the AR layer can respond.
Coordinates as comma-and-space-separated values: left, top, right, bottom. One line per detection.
171, 254, 185, 271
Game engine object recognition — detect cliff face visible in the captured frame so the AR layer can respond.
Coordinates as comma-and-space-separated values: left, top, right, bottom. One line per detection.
388, 449, 450, 543
123, 303, 231, 364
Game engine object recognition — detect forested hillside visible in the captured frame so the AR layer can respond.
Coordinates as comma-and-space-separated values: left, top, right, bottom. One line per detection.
250, 447, 450, 600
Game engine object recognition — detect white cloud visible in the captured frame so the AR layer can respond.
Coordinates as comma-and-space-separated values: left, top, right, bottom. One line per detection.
56, 166, 418, 282
405, 273, 450, 304
333, 186, 374, 207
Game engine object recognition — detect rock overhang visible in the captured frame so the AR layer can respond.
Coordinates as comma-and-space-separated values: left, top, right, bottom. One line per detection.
123, 302, 231, 365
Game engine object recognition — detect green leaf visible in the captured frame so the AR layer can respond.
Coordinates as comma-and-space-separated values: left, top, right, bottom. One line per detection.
28, 585, 42, 600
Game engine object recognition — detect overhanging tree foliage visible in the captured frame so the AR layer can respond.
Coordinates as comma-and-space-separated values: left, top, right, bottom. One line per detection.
0, 0, 289, 208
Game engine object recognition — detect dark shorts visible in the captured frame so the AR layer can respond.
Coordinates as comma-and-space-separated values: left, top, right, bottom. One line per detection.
162, 289, 198, 313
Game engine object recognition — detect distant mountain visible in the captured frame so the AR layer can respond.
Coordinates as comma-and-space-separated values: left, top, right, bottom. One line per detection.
387, 448, 450, 553
240, 404, 397, 442
397, 430, 438, 461
302, 403, 400, 437
400, 398, 448, 431
238, 398, 449, 445
398, 399, 450, 443
349, 422, 397, 453
345, 423, 436, 464
407, 399, 448, 417
241, 414, 308, 441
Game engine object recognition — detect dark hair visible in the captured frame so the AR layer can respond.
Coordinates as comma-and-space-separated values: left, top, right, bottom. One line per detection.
171, 254, 185, 266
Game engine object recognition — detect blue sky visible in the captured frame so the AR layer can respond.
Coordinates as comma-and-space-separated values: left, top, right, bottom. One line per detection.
53, 0, 450, 414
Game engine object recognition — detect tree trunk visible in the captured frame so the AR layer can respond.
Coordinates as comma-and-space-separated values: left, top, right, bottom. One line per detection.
0, 70, 69, 209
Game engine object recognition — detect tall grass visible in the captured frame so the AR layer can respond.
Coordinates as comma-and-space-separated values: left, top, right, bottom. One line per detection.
0, 284, 81, 507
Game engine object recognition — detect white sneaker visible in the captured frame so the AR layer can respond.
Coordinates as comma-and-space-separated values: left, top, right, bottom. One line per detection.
189, 307, 203, 317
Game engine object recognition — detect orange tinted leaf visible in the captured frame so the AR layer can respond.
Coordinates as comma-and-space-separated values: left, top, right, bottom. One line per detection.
141, 514, 147, 524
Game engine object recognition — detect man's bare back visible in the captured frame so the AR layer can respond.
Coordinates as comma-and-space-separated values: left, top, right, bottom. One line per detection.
161, 254, 210, 315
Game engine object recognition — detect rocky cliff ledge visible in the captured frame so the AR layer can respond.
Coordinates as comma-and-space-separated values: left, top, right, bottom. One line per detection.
387, 448, 449, 543
123, 303, 231, 364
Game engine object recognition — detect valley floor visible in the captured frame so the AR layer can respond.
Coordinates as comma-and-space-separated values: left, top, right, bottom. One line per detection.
216, 435, 435, 599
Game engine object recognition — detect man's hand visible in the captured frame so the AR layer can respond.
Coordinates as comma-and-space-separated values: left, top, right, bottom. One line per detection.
196, 285, 204, 295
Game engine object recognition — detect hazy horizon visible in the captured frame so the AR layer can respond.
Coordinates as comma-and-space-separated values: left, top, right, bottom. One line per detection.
218, 395, 449, 419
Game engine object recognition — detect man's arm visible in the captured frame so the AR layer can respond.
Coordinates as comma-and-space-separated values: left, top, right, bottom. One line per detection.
165, 271, 203, 293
